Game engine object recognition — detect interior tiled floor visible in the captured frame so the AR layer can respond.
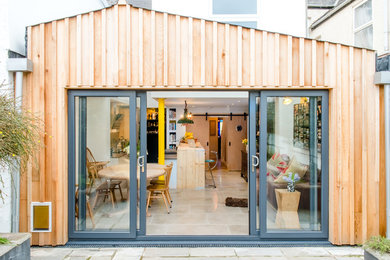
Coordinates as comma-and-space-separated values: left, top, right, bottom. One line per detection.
80, 164, 320, 234
146, 167, 249, 235
80, 165, 249, 235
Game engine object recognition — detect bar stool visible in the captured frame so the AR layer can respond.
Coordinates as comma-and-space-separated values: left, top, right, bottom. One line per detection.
205, 151, 218, 188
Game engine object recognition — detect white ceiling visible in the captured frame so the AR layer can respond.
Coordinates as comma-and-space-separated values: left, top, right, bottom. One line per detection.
164, 97, 247, 108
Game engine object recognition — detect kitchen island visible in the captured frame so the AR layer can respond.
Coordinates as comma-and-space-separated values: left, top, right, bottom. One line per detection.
176, 142, 205, 189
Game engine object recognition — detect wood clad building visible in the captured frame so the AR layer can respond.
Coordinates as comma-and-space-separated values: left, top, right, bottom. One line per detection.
21, 2, 383, 246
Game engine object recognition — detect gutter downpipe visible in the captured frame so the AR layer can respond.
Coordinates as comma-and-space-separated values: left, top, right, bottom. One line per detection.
11, 72, 23, 232
375, 72, 390, 239
7, 58, 33, 233
384, 0, 389, 52
385, 84, 390, 239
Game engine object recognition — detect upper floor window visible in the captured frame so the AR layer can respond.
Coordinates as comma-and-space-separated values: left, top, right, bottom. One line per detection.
354, 0, 373, 49
212, 0, 257, 15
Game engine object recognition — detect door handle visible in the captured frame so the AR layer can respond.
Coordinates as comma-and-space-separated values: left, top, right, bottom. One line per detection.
251, 155, 259, 172
137, 155, 145, 171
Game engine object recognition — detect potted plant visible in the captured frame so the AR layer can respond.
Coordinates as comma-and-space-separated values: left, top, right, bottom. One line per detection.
364, 236, 390, 259
0, 91, 43, 259
242, 138, 248, 152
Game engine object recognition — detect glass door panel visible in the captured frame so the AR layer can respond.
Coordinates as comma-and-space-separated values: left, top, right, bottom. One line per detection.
69, 91, 137, 239
259, 91, 328, 239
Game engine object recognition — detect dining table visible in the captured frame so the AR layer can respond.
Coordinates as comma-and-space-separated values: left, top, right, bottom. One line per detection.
98, 162, 167, 181
96, 162, 168, 217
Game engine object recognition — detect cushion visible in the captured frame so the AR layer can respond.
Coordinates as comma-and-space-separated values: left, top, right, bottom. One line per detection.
266, 153, 290, 179
274, 157, 308, 183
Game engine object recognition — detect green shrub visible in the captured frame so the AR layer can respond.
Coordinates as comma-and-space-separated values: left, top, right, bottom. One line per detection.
0, 237, 10, 245
0, 91, 44, 202
364, 236, 390, 254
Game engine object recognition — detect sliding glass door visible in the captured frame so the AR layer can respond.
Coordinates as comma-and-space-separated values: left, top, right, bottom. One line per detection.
68, 90, 147, 239
250, 91, 328, 239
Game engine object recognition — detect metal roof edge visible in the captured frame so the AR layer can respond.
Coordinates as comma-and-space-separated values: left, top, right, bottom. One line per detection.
310, 0, 355, 31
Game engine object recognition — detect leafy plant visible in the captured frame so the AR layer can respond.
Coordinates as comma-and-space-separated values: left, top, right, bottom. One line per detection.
364, 236, 390, 254
0, 91, 44, 202
0, 237, 10, 244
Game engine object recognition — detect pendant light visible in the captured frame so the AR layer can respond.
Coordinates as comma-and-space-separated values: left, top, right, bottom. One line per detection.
178, 100, 194, 124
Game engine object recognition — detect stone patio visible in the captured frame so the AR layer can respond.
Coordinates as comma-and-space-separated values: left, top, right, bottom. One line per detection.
31, 246, 364, 260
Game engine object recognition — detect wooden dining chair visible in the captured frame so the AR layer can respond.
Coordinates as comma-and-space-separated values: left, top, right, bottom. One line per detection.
149, 162, 174, 202
86, 147, 124, 209
146, 164, 173, 214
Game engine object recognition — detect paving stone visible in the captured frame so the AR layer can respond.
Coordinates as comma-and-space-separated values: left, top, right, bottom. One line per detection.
112, 256, 141, 260
189, 247, 236, 256
115, 248, 144, 256
326, 246, 364, 256
143, 247, 190, 257
286, 257, 335, 260
235, 247, 284, 256
281, 247, 331, 257
64, 257, 90, 260
69, 249, 101, 257
239, 257, 288, 260
90, 256, 113, 260
335, 257, 363, 260
31, 257, 67, 260
31, 248, 72, 257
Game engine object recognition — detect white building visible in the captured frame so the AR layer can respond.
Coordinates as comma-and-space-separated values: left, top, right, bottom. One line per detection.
309, 0, 389, 57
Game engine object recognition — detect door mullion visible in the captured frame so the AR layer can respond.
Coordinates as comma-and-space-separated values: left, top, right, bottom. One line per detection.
138, 92, 147, 235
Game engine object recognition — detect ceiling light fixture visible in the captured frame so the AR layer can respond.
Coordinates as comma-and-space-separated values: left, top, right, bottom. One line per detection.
283, 97, 292, 105
178, 101, 194, 125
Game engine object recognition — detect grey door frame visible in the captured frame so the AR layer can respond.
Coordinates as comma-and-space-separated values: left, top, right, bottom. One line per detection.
255, 90, 329, 239
68, 90, 139, 239
67, 89, 328, 242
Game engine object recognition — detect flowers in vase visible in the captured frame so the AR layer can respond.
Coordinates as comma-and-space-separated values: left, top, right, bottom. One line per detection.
282, 172, 301, 192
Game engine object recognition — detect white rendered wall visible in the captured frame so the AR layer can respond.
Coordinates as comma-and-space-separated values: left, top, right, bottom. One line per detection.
310, 0, 389, 55
152, 0, 306, 37
8, 0, 105, 55
0, 0, 12, 233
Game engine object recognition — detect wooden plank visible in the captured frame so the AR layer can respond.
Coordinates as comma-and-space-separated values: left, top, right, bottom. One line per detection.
304, 39, 312, 86
225, 24, 230, 86
76, 15, 82, 86
192, 18, 201, 86
274, 33, 279, 87
175, 15, 181, 85
254, 31, 262, 86
126, 5, 131, 85
299, 37, 304, 86
216, 23, 225, 86
151, 11, 156, 85
262, 31, 268, 86
118, 7, 127, 85
155, 12, 164, 86
188, 17, 193, 86
249, 29, 255, 86
200, 19, 205, 86
101, 9, 107, 85
130, 7, 139, 85
180, 17, 189, 86
348, 46, 355, 244
94, 11, 102, 85
204, 21, 213, 85
312, 40, 316, 86
242, 28, 250, 86
237, 26, 242, 86
287, 36, 292, 86
139, 8, 143, 85
212, 21, 217, 85
142, 9, 151, 85
167, 13, 175, 85
229, 25, 237, 86
163, 13, 168, 86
